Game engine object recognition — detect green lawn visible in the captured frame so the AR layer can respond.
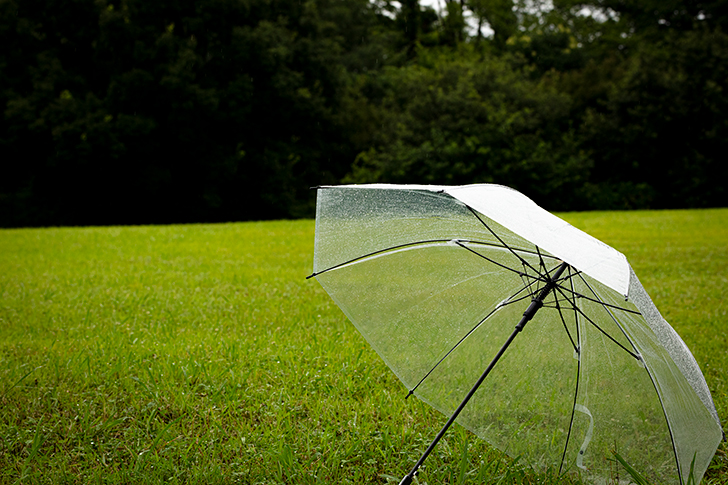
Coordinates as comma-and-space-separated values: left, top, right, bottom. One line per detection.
0, 210, 726, 484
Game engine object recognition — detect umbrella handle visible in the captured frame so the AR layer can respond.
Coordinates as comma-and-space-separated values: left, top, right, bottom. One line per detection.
397, 262, 569, 483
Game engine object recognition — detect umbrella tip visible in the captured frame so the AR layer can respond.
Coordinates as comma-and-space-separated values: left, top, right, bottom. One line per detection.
398, 474, 414, 485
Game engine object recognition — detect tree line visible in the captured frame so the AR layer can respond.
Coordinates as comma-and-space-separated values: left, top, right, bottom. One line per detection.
1, 0, 726, 226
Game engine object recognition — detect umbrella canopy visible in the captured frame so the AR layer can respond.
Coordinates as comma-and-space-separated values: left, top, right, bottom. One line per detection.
309, 184, 723, 484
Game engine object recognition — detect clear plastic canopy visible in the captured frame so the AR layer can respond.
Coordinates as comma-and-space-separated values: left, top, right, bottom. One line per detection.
312, 184, 723, 484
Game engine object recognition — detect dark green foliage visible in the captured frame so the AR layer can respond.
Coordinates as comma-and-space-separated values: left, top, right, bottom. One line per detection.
1, 0, 727, 225
577, 27, 728, 209
0, 0, 394, 225
342, 47, 591, 210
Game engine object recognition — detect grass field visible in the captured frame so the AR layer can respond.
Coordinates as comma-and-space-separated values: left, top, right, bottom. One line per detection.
0, 209, 726, 484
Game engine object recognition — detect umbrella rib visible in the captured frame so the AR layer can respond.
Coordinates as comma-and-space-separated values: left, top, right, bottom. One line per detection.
559, 354, 581, 475
574, 273, 643, 354
307, 239, 452, 278
455, 241, 546, 282
553, 286, 641, 361
405, 283, 538, 398
308, 239, 554, 279
466, 240, 561, 260
643, 369, 685, 484
554, 285, 641, 315
559, 266, 579, 315
536, 245, 549, 278
559, 265, 582, 475
553, 290, 578, 353
568, 265, 581, 350
543, 263, 579, 353
501, 288, 542, 307
551, 269, 586, 289
465, 205, 545, 278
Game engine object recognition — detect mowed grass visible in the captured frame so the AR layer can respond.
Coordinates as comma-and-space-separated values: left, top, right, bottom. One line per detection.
0, 209, 726, 484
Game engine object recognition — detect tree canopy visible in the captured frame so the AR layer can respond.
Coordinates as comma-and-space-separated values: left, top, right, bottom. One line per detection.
1, 0, 726, 226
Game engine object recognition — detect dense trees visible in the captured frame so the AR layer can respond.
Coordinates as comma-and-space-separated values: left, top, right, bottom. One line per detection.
342, 48, 591, 210
0, 0, 376, 225
0, 0, 726, 226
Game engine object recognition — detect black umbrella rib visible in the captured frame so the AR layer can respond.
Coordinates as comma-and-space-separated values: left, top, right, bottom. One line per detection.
455, 241, 547, 282
555, 285, 641, 315
559, 265, 582, 475
553, 286, 641, 361
550, 269, 585, 289
464, 205, 545, 278
467, 240, 561, 261
536, 245, 550, 279
405, 282, 539, 398
553, 289, 578, 353
500, 288, 543, 307
308, 239, 553, 279
559, 357, 581, 474
575, 273, 642, 346
307, 239, 456, 278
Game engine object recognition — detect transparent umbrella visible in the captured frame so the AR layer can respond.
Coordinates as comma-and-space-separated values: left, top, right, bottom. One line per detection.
308, 184, 723, 484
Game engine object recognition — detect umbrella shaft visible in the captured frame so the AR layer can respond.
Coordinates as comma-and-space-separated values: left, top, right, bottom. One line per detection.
399, 261, 568, 485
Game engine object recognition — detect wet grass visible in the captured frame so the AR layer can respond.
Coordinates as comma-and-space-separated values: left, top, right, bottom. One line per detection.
0, 209, 726, 484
